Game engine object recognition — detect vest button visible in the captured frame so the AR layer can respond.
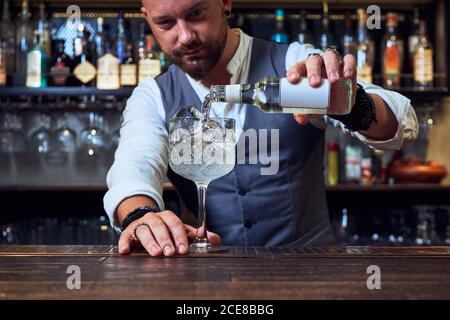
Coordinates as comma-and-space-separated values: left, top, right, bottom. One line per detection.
243, 219, 253, 229
238, 188, 249, 196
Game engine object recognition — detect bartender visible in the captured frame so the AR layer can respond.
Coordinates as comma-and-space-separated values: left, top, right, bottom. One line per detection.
104, 0, 418, 256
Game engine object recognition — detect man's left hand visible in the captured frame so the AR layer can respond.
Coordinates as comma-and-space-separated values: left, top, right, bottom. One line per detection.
286, 49, 358, 125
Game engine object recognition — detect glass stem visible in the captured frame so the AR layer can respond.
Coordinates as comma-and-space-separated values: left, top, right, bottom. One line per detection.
194, 183, 209, 244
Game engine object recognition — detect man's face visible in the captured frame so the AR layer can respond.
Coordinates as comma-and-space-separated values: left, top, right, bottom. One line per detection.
141, 0, 229, 80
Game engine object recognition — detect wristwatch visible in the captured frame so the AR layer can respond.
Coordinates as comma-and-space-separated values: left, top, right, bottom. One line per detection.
121, 205, 160, 232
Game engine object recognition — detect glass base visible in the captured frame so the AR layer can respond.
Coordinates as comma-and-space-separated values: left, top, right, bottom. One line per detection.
189, 241, 228, 254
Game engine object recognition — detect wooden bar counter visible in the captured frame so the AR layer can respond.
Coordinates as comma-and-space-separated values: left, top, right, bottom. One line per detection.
0, 245, 449, 299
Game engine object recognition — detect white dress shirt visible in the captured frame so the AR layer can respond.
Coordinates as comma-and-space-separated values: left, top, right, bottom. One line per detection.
104, 29, 418, 229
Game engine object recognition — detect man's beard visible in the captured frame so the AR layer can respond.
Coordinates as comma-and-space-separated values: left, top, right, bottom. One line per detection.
167, 21, 228, 80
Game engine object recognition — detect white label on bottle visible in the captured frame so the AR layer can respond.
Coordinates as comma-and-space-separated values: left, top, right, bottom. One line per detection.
26, 51, 42, 88
414, 49, 433, 83
97, 53, 120, 89
279, 78, 330, 110
120, 64, 137, 86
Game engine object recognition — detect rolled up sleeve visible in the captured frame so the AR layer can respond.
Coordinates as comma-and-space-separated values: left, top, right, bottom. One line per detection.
103, 77, 168, 230
324, 80, 419, 150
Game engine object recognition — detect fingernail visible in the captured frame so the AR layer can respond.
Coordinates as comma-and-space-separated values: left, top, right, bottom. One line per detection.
288, 72, 299, 80
310, 76, 319, 84
151, 246, 161, 255
178, 244, 187, 254
345, 70, 353, 78
164, 245, 174, 255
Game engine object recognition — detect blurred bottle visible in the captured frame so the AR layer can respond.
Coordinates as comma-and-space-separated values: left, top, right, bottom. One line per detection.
94, 17, 107, 64
138, 34, 161, 82
408, 9, 421, 71
382, 12, 404, 88
344, 138, 362, 183
35, 0, 51, 59
50, 39, 70, 86
327, 142, 339, 186
271, 9, 290, 44
120, 44, 137, 87
73, 24, 96, 86
15, 0, 33, 86
97, 45, 120, 89
297, 11, 313, 45
320, 1, 334, 51
0, 0, 15, 86
342, 12, 356, 56
413, 21, 433, 89
26, 32, 47, 88
355, 8, 375, 84
115, 12, 127, 63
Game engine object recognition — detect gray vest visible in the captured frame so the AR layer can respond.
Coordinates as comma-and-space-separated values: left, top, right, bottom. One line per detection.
156, 38, 336, 247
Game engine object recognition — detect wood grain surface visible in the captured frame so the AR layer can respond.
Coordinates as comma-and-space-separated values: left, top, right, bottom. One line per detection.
0, 245, 449, 300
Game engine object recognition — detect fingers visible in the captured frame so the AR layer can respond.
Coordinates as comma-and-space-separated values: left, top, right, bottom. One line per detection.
145, 214, 177, 256
159, 211, 189, 255
134, 223, 163, 256
305, 55, 324, 87
118, 230, 135, 255
343, 54, 357, 81
323, 50, 342, 84
185, 224, 222, 246
293, 114, 322, 126
286, 61, 307, 84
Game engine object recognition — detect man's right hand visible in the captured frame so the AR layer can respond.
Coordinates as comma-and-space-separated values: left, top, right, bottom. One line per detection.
118, 210, 221, 256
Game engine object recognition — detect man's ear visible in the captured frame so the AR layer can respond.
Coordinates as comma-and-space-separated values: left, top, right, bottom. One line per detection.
221, 0, 232, 12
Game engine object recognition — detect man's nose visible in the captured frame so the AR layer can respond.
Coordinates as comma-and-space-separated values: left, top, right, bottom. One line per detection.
177, 21, 196, 47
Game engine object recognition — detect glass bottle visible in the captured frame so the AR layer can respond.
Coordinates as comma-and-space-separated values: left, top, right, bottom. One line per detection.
355, 8, 375, 84
120, 44, 137, 87
210, 76, 353, 115
115, 12, 127, 63
15, 0, 33, 85
0, 0, 15, 86
26, 32, 47, 88
50, 39, 70, 86
138, 34, 161, 82
297, 11, 313, 45
382, 12, 404, 88
36, 0, 51, 59
408, 9, 421, 71
271, 8, 289, 44
413, 21, 433, 89
73, 24, 96, 86
97, 42, 120, 89
94, 17, 106, 64
320, 0, 334, 51
342, 12, 356, 56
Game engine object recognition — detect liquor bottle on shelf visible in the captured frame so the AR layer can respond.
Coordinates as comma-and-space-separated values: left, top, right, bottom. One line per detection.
115, 12, 127, 63
344, 138, 362, 184
327, 142, 339, 186
26, 32, 47, 88
320, 0, 334, 51
94, 17, 107, 63
356, 8, 375, 84
138, 34, 161, 82
35, 0, 51, 60
413, 21, 434, 89
297, 10, 313, 45
120, 44, 137, 87
73, 24, 96, 87
0, 0, 15, 86
137, 22, 146, 65
408, 9, 421, 71
271, 9, 289, 44
15, 0, 33, 86
382, 12, 404, 88
97, 43, 120, 90
158, 47, 171, 74
342, 12, 356, 56
210, 76, 354, 115
50, 39, 70, 86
